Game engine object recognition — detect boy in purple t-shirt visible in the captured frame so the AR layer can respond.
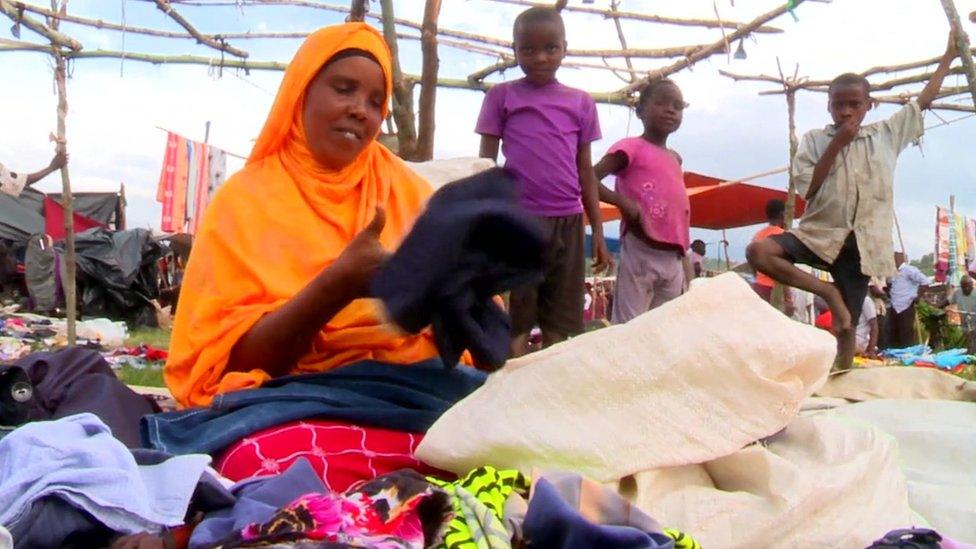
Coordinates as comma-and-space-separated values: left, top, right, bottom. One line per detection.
477, 6, 611, 356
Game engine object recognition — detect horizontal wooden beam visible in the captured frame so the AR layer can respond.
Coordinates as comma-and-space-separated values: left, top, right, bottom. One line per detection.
0, 43, 633, 105
151, 0, 249, 57
621, 0, 808, 95
0, 0, 81, 50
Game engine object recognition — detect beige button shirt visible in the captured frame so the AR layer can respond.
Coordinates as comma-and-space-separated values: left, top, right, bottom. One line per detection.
0, 161, 29, 198
791, 102, 923, 278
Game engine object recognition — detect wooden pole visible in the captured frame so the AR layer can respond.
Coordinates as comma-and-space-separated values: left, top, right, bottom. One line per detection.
414, 0, 441, 161
379, 0, 417, 159
48, 0, 76, 344
940, 0, 976, 108
347, 0, 366, 22
894, 209, 907, 256
722, 229, 731, 271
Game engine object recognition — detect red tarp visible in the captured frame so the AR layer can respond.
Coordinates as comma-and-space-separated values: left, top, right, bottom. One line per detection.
597, 171, 806, 230
44, 196, 106, 240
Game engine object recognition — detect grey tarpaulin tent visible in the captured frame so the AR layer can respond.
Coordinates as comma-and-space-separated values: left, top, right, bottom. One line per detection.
0, 187, 125, 245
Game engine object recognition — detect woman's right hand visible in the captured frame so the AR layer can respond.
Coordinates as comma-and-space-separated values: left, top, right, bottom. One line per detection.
332, 208, 389, 298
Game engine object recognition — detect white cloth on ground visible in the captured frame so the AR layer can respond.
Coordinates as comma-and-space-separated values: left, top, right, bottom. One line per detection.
821, 399, 976, 544
417, 273, 836, 481
622, 415, 916, 548
0, 526, 11, 549
815, 367, 976, 402
0, 413, 211, 534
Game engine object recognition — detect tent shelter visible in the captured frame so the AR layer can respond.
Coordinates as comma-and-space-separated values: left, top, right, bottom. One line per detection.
0, 187, 125, 245
598, 171, 806, 230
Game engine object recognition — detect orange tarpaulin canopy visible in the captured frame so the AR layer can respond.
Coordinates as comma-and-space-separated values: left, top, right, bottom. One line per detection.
596, 171, 805, 230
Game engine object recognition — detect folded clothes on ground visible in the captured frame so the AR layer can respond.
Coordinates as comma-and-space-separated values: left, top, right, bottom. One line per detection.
0, 413, 211, 538
143, 359, 486, 455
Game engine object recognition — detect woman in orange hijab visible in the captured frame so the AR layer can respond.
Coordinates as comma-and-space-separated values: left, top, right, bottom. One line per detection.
165, 23, 442, 409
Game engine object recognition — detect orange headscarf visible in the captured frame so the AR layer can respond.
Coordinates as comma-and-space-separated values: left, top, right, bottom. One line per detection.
165, 23, 439, 408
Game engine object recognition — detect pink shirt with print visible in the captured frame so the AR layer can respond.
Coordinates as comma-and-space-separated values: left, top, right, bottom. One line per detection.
608, 137, 690, 251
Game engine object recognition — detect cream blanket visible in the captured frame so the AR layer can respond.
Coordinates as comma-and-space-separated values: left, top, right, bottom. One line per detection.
417, 273, 835, 481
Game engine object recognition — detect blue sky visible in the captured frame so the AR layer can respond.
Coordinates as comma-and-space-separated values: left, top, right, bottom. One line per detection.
2, 0, 975, 263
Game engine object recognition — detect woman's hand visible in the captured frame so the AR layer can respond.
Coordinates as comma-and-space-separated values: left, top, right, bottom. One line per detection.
332, 208, 389, 298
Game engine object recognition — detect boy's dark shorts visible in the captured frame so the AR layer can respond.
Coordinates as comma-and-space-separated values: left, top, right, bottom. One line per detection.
769, 231, 870, 322
510, 213, 585, 337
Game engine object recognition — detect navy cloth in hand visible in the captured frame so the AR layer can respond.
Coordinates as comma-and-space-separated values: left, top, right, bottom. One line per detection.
372, 168, 545, 370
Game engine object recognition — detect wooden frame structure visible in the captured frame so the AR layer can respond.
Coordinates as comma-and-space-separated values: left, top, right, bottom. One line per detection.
1, 0, 823, 337
719, 9, 976, 310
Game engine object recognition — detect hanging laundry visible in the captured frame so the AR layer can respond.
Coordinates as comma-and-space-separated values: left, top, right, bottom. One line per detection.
188, 142, 211, 235
966, 218, 976, 265
935, 207, 951, 283
208, 146, 228, 192
157, 132, 180, 233
156, 131, 229, 234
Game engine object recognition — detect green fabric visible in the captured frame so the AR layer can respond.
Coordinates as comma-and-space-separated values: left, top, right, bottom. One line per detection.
666, 527, 701, 549
429, 466, 529, 549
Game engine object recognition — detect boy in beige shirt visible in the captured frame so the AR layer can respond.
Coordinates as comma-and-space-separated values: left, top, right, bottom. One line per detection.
747, 32, 957, 369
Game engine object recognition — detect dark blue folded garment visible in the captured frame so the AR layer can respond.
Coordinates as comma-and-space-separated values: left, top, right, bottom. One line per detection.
141, 359, 486, 455
372, 168, 545, 370
524, 478, 675, 549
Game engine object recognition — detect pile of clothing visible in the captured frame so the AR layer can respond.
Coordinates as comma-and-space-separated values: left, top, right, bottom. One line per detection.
3, 273, 976, 547
103, 343, 169, 370
881, 345, 976, 373
0, 308, 169, 372
0, 313, 58, 360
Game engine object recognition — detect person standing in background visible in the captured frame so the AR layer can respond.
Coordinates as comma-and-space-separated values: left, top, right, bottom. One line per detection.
888, 252, 929, 348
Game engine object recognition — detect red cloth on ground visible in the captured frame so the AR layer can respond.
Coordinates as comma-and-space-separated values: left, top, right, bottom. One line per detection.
216, 419, 446, 492
816, 310, 833, 332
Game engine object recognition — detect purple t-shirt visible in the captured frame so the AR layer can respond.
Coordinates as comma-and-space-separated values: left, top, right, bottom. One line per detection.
608, 137, 689, 250
476, 78, 601, 217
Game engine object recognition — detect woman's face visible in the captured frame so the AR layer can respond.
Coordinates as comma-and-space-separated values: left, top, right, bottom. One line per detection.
303, 55, 386, 170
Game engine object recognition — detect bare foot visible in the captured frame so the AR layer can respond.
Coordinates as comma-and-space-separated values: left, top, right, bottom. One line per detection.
834, 325, 856, 371
825, 290, 854, 370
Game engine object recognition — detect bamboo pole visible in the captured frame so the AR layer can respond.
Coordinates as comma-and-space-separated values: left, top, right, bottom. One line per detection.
48, 0, 76, 344
940, 0, 976, 108
379, 0, 417, 158
151, 0, 248, 58
0, 42, 632, 105
414, 0, 442, 161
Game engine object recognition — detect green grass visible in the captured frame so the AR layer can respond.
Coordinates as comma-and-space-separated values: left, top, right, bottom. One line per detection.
117, 365, 166, 387
125, 326, 172, 349
115, 326, 171, 388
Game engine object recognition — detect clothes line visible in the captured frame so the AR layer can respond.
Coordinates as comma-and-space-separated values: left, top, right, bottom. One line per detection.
153, 126, 247, 160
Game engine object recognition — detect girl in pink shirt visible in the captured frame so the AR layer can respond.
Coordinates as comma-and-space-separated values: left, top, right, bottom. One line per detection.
594, 79, 691, 324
